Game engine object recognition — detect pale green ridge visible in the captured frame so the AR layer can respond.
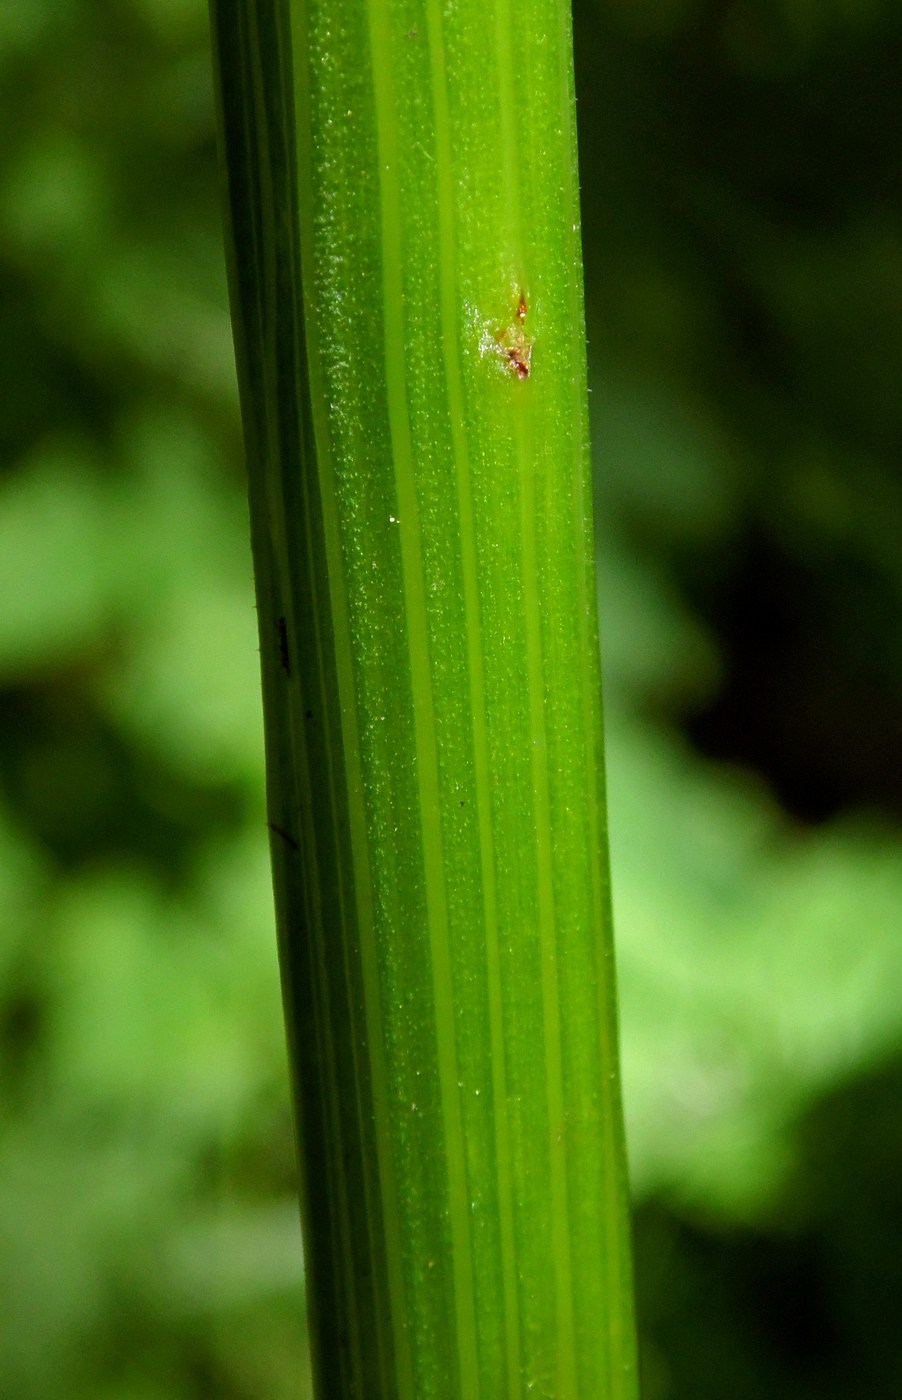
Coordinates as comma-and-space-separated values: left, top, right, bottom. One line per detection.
420, 5, 521, 1397
518, 395, 580, 1398
365, 0, 482, 1394
493, 0, 579, 1389
422, 0, 523, 1392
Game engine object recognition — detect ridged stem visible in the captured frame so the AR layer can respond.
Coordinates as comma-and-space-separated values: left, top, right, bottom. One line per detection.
209, 0, 638, 1394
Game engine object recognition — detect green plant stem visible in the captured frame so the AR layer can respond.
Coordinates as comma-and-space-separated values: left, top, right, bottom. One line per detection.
209, 0, 638, 1394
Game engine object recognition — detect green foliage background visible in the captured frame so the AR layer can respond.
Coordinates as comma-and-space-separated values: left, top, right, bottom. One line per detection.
2, 0, 901, 1396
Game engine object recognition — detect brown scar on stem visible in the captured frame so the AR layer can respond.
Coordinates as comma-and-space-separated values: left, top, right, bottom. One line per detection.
495, 287, 532, 379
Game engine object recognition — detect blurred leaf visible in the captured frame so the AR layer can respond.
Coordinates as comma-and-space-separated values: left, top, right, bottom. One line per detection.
2, 132, 111, 261
0, 443, 113, 680
608, 710, 902, 1213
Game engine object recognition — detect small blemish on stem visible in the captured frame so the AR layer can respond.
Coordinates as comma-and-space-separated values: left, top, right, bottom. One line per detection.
493, 286, 532, 380
268, 821, 299, 853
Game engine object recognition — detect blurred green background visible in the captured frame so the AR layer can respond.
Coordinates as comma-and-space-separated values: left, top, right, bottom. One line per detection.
1, 0, 900, 1395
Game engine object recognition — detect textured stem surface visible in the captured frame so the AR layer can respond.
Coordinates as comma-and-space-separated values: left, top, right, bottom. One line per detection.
209, 0, 638, 1394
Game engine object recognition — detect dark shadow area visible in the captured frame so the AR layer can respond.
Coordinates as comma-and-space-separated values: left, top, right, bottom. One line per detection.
635, 1055, 902, 1399
575, 0, 902, 824
0, 676, 248, 880
685, 528, 902, 822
